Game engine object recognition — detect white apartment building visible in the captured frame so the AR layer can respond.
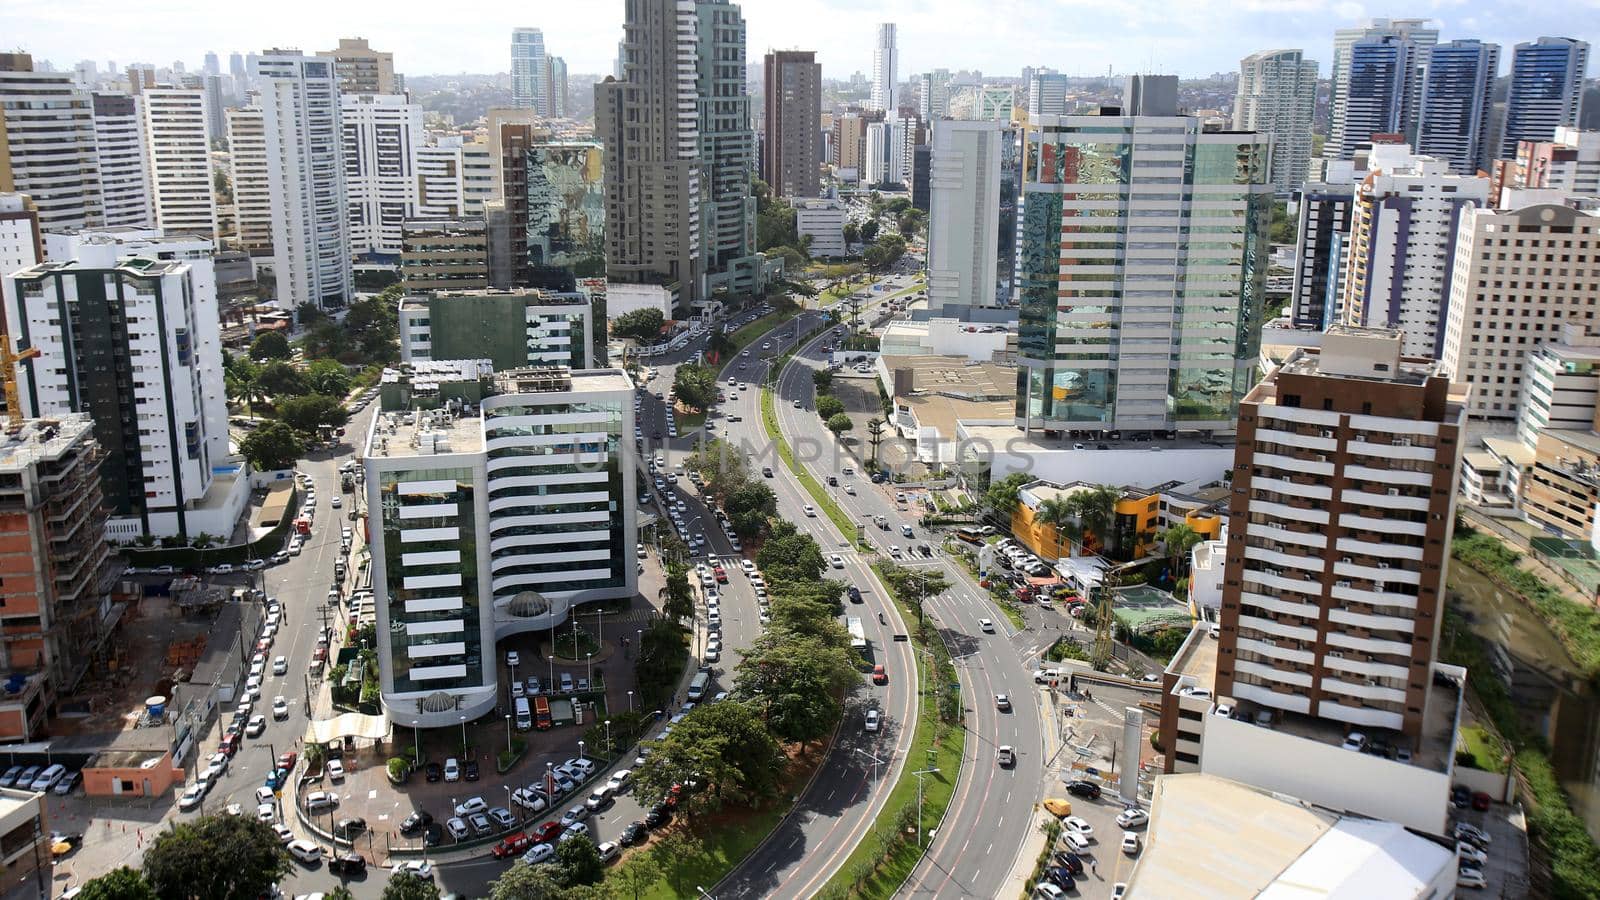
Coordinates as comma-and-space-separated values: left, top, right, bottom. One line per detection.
1515, 127, 1600, 199
224, 106, 272, 255
364, 366, 636, 728
794, 199, 846, 258
864, 121, 904, 187
927, 120, 1003, 313
90, 93, 153, 229
416, 138, 495, 220
142, 87, 218, 238
0, 195, 40, 279
3, 231, 238, 540
1234, 49, 1318, 195
1441, 194, 1600, 419
0, 55, 102, 234
341, 94, 424, 258
870, 24, 897, 113
1340, 144, 1488, 360
253, 51, 352, 309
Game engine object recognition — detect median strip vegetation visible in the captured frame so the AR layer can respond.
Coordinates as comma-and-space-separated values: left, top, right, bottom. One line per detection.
760, 384, 863, 545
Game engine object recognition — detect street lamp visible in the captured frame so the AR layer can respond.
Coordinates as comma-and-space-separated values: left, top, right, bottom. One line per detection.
912, 768, 941, 849
547, 654, 555, 692
586, 652, 593, 689
604, 719, 612, 755
504, 714, 512, 753
459, 715, 466, 750
578, 739, 586, 762
854, 747, 884, 783
627, 690, 634, 713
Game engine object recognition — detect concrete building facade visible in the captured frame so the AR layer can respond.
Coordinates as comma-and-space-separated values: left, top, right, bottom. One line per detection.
400, 218, 488, 293
90, 94, 153, 230
870, 23, 897, 113
141, 87, 218, 238
341, 94, 424, 258
0, 54, 102, 234
223, 106, 273, 256
1415, 40, 1499, 176
328, 38, 396, 95
1234, 49, 1319, 194
761, 51, 822, 199
1500, 37, 1590, 159
1328, 19, 1438, 160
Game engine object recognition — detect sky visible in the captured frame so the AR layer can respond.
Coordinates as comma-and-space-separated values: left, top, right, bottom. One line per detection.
4, 0, 1597, 81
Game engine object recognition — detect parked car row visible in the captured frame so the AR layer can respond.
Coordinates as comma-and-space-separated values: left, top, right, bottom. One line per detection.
0, 763, 77, 795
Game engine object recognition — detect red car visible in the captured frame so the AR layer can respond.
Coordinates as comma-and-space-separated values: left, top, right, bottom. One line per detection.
872, 665, 888, 685
1471, 791, 1491, 811
492, 832, 532, 858
713, 565, 727, 583
665, 784, 684, 808
218, 733, 240, 757
531, 821, 563, 844
278, 751, 298, 772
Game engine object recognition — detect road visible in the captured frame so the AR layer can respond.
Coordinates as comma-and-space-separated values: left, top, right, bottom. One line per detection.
764, 309, 1049, 898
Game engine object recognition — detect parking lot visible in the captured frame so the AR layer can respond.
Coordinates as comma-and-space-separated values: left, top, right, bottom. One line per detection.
1448, 794, 1531, 896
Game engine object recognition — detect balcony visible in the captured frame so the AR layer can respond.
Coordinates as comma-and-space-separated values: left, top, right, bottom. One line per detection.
1255, 427, 1337, 454
1246, 522, 1327, 550
1320, 652, 1409, 681
1326, 630, 1414, 658
1254, 452, 1335, 478
1236, 658, 1313, 688
1244, 545, 1325, 574
1239, 591, 1321, 620
1320, 676, 1407, 705
1252, 500, 1330, 527
1238, 614, 1318, 643
1337, 512, 1426, 538
1330, 583, 1420, 613
1231, 681, 1311, 715
1335, 536, 1423, 563
1242, 570, 1324, 600
1315, 698, 1404, 731
1328, 606, 1416, 635
1237, 636, 1316, 667
1332, 560, 1421, 586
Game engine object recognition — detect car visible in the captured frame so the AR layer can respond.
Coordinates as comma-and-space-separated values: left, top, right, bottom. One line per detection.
53, 771, 81, 795
443, 758, 461, 782
1066, 780, 1102, 800
1457, 842, 1488, 866
399, 810, 434, 835
644, 804, 672, 829
530, 821, 564, 844
560, 672, 574, 692
15, 766, 39, 788
1455, 822, 1491, 846
864, 709, 881, 732
1053, 850, 1085, 875
493, 831, 534, 859
1121, 831, 1141, 855
488, 806, 518, 830
1116, 807, 1149, 828
327, 760, 345, 781
995, 693, 1011, 711
1451, 785, 1472, 808
872, 664, 888, 685
454, 796, 487, 817
608, 768, 632, 790
304, 790, 339, 812
0, 765, 22, 789
847, 586, 863, 603
287, 840, 323, 864
467, 812, 494, 835
1341, 731, 1368, 752
178, 784, 206, 811
245, 715, 267, 737
331, 496, 342, 508
979, 618, 995, 633
271, 823, 294, 844
560, 805, 589, 828
1046, 866, 1076, 891
334, 817, 367, 839
512, 787, 548, 813
391, 860, 434, 880
803, 504, 815, 516
620, 821, 649, 846
445, 817, 470, 841
272, 696, 289, 719
272, 656, 288, 675
559, 822, 591, 843
997, 746, 1015, 767
1061, 816, 1094, 840
523, 842, 556, 866
255, 786, 276, 806
1034, 883, 1065, 899
278, 751, 299, 772
464, 760, 480, 782
1457, 867, 1488, 889
1472, 791, 1491, 811
328, 853, 367, 876
507, 650, 521, 668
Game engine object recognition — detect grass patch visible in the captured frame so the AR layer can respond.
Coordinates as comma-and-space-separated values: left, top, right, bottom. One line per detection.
761, 386, 863, 545
727, 308, 800, 357
1453, 529, 1600, 678
611, 805, 789, 899
1457, 725, 1507, 774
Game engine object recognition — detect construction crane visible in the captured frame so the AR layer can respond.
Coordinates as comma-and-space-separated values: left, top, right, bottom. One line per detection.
0, 336, 39, 431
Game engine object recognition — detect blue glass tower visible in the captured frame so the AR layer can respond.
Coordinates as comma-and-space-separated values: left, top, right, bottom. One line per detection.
1500, 37, 1590, 159
1417, 40, 1500, 174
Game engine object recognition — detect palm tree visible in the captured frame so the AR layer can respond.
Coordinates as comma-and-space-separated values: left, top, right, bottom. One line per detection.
1035, 497, 1078, 563
1162, 523, 1203, 577
1077, 485, 1120, 557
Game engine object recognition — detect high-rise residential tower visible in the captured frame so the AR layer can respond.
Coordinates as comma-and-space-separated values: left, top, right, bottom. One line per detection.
1015, 114, 1272, 434
1329, 19, 1438, 160
1338, 35, 1425, 159
926, 119, 1018, 314
341, 93, 424, 258
0, 54, 102, 233
871, 24, 898, 113
695, 0, 761, 297
1500, 37, 1591, 159
511, 28, 549, 114
253, 50, 352, 309
1416, 40, 1500, 175
762, 51, 822, 199
142, 86, 218, 237
1027, 72, 1069, 118
224, 106, 273, 256
920, 69, 953, 121
1234, 49, 1318, 194
90, 93, 154, 229
327, 38, 397, 95
546, 56, 568, 118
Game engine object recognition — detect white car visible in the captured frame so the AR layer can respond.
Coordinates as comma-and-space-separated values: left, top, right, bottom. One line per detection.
271, 823, 294, 844
1121, 831, 1141, 856
979, 619, 995, 633
830, 554, 845, 569
607, 769, 632, 790
1062, 816, 1094, 840
272, 656, 288, 676
178, 784, 206, 811
507, 651, 521, 668
256, 802, 276, 823
327, 759, 345, 781
287, 840, 322, 864
272, 696, 289, 719
444, 759, 461, 782
523, 843, 556, 866
1116, 808, 1149, 829
596, 840, 621, 864
453, 796, 487, 817
246, 715, 267, 737
803, 504, 816, 517
864, 709, 881, 732
392, 860, 433, 880
559, 822, 591, 843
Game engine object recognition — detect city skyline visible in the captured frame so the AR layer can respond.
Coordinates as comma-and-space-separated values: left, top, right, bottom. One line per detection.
6, 1, 1595, 82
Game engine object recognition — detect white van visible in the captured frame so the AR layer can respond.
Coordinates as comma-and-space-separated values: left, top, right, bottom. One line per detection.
687, 672, 710, 702
514, 697, 532, 731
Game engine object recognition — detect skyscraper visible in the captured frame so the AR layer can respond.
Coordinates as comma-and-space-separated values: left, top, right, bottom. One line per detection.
1416, 40, 1499, 175
203, 52, 220, 77
1234, 49, 1318, 194
511, 28, 548, 114
926, 119, 1017, 315
90, 93, 154, 229
0, 54, 102, 233
1329, 18, 1438, 159
695, 0, 761, 297
871, 23, 897, 113
527, 142, 606, 289
142, 86, 218, 238
1027, 72, 1069, 118
1338, 35, 1425, 158
253, 50, 352, 309
327, 37, 397, 95
1122, 74, 1179, 116
546, 56, 568, 117
1015, 114, 1272, 433
1500, 37, 1591, 159
762, 50, 822, 198
341, 94, 424, 258
224, 106, 272, 255
920, 68, 952, 120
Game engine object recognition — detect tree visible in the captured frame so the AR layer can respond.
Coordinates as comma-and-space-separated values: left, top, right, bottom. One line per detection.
771, 245, 808, 272
555, 834, 605, 886
634, 617, 688, 712
326, 890, 356, 900
239, 421, 305, 472
1269, 200, 1296, 245
735, 633, 858, 746
1076, 484, 1120, 555
1162, 523, 1203, 577
633, 700, 783, 815
812, 369, 833, 392
141, 815, 292, 900
663, 565, 695, 623
488, 859, 567, 899
724, 480, 778, 540
613, 308, 666, 342
816, 395, 846, 420
708, 329, 736, 361
757, 521, 826, 584
1035, 496, 1081, 562
672, 363, 719, 411
608, 854, 662, 900
295, 302, 327, 327
879, 562, 949, 624
248, 331, 291, 361
277, 393, 351, 436
757, 198, 798, 252
860, 219, 879, 243
842, 221, 860, 245
76, 867, 157, 900
898, 208, 927, 238
826, 413, 853, 436
225, 358, 265, 417
866, 418, 887, 466
984, 472, 1032, 526
307, 358, 352, 397
381, 873, 442, 900
344, 290, 402, 363
255, 361, 309, 398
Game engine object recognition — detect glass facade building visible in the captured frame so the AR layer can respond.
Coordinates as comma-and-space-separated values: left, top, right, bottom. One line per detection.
1015, 115, 1272, 434
1500, 37, 1591, 159
526, 142, 605, 291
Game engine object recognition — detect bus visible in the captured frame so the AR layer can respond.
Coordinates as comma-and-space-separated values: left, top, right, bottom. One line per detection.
955, 526, 984, 545
533, 696, 552, 730
846, 617, 868, 651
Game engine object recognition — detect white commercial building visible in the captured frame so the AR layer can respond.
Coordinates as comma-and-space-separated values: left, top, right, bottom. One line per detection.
927, 120, 1003, 314
0, 195, 40, 278
415, 137, 496, 220
0, 55, 102, 234
4, 230, 240, 540
142, 87, 218, 238
794, 199, 846, 258
1340, 144, 1488, 360
364, 367, 636, 728
1234, 49, 1318, 195
341, 94, 425, 258
1441, 193, 1600, 419
253, 51, 352, 309
224, 106, 272, 256
880, 317, 1009, 362
870, 23, 897, 113
90, 93, 154, 229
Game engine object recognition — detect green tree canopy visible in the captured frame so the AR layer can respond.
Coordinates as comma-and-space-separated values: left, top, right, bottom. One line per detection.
634, 617, 688, 713
816, 395, 846, 419
842, 221, 860, 245
554, 833, 605, 886
735, 631, 858, 745
1162, 523, 1204, 576
277, 393, 351, 436
248, 331, 291, 361
663, 565, 695, 624
380, 873, 442, 900
859, 219, 879, 243
985, 472, 1032, 522
307, 358, 352, 397
672, 363, 719, 411
613, 308, 666, 342
724, 480, 778, 540
239, 421, 305, 472
141, 816, 292, 900
633, 700, 783, 815
255, 361, 309, 397
826, 413, 853, 435
487, 860, 567, 899
757, 521, 826, 584
812, 369, 833, 392
76, 867, 157, 900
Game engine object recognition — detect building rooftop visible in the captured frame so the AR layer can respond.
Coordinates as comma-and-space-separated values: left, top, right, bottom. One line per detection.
956, 422, 1236, 453
1483, 435, 1535, 467
0, 415, 95, 473
491, 367, 632, 396
370, 407, 484, 460
881, 356, 1013, 398
1127, 773, 1455, 899
398, 288, 588, 311
899, 394, 1013, 440
378, 359, 494, 388
1167, 622, 1220, 692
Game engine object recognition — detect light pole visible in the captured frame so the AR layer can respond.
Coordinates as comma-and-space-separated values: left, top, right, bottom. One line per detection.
627, 690, 634, 713
545, 761, 554, 799
504, 714, 512, 753
855, 747, 884, 784
547, 654, 555, 692
604, 719, 612, 756
913, 767, 940, 849
458, 715, 466, 751
586, 652, 593, 689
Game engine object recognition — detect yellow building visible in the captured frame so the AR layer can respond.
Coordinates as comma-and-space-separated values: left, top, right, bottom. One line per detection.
1012, 481, 1163, 562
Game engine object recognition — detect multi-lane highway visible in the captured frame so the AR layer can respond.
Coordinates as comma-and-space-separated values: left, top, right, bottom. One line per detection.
765, 311, 1049, 899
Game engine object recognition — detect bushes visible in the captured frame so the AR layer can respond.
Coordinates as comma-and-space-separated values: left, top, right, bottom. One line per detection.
1453, 529, 1600, 679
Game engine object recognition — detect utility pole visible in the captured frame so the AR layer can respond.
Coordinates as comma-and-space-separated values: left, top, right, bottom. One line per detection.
913, 767, 940, 849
